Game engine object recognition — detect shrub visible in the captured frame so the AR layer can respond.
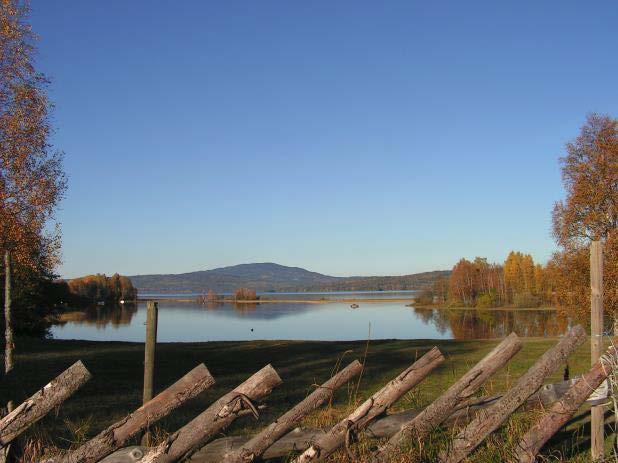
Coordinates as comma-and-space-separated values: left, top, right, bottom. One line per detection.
475, 291, 499, 308
513, 292, 542, 308
234, 288, 257, 301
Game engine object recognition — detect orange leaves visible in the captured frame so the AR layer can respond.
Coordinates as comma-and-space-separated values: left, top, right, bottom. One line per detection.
0, 0, 65, 271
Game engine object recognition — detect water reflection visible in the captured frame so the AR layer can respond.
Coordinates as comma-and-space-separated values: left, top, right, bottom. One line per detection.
51, 297, 585, 343
413, 308, 572, 339
55, 304, 138, 329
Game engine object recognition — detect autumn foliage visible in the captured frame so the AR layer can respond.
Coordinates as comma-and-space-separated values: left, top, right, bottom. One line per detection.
1, 0, 66, 336
234, 287, 258, 301
66, 274, 137, 305
428, 114, 618, 319
548, 114, 617, 320
440, 252, 548, 309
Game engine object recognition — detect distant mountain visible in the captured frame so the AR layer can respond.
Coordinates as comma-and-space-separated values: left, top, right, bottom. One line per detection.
129, 262, 450, 294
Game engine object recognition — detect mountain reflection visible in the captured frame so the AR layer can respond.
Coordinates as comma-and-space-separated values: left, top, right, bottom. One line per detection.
412, 308, 572, 339
56, 304, 138, 328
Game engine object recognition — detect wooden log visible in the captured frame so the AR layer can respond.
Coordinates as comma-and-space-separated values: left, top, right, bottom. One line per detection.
224, 360, 363, 463
514, 343, 618, 463
58, 364, 215, 463
102, 375, 600, 463
294, 346, 445, 463
379, 333, 522, 458
140, 364, 282, 463
590, 240, 604, 461
437, 325, 587, 463
0, 361, 91, 446
189, 376, 604, 463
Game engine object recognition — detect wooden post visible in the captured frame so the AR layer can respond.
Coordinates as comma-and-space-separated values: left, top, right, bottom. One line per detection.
514, 342, 618, 462
590, 240, 604, 461
378, 333, 522, 458
141, 364, 283, 463
294, 347, 445, 463
142, 301, 158, 445
438, 325, 587, 463
224, 360, 363, 463
59, 364, 215, 463
143, 301, 158, 402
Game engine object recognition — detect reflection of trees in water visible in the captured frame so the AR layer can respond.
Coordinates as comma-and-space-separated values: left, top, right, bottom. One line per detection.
413, 308, 571, 339
56, 304, 138, 328
233, 303, 259, 314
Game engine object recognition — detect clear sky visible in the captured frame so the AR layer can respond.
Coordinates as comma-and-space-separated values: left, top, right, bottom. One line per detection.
30, 1, 617, 278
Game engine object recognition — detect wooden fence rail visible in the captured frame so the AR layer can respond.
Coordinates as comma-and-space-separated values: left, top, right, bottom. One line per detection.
377, 332, 522, 459
57, 364, 215, 463
294, 346, 445, 463
140, 364, 282, 463
0, 361, 91, 447
224, 360, 362, 463
2, 326, 612, 463
514, 342, 618, 463
437, 325, 587, 463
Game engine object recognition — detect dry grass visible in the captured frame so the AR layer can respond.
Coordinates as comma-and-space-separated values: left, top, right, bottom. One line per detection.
1, 336, 616, 462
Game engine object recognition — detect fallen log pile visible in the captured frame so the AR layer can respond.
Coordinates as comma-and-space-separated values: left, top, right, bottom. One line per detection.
1, 325, 612, 463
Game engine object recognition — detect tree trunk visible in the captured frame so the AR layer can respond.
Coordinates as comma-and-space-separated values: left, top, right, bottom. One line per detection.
378, 333, 522, 458
514, 343, 618, 462
140, 364, 282, 463
224, 360, 362, 463
4, 250, 13, 378
58, 364, 215, 463
294, 346, 445, 463
438, 325, 587, 463
590, 240, 604, 461
0, 360, 91, 446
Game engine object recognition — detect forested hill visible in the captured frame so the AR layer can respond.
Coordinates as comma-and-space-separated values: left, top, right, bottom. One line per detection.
129, 263, 450, 294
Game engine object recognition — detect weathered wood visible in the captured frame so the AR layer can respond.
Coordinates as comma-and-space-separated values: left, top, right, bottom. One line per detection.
514, 343, 617, 463
103, 375, 599, 463
438, 325, 587, 463
189, 377, 604, 463
143, 301, 158, 403
142, 301, 158, 446
0, 361, 91, 446
590, 240, 604, 461
141, 364, 283, 463
294, 346, 445, 463
58, 364, 215, 463
4, 250, 13, 377
225, 360, 363, 463
379, 333, 522, 458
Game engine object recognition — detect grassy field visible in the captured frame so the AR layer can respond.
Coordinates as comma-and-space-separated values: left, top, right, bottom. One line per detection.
0, 336, 614, 462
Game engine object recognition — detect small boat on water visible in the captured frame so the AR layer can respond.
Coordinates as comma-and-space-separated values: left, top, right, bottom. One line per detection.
350, 303, 359, 309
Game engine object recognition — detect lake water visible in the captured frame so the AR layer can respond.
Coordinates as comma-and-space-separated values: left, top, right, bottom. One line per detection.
50, 291, 571, 342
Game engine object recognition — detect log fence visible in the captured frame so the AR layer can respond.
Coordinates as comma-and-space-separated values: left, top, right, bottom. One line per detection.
1, 324, 613, 463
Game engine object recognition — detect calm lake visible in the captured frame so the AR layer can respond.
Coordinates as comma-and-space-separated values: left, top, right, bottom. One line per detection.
50, 291, 572, 342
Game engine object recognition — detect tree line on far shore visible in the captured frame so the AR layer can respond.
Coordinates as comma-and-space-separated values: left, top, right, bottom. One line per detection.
420, 114, 617, 320
58, 274, 138, 305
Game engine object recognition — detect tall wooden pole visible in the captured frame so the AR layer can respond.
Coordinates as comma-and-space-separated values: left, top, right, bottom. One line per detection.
4, 250, 13, 377
590, 241, 604, 460
142, 300, 158, 445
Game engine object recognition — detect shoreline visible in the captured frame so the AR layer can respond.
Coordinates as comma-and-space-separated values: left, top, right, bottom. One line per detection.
134, 297, 557, 311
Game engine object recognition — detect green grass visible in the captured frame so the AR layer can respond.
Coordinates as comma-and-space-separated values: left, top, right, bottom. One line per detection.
0, 337, 614, 462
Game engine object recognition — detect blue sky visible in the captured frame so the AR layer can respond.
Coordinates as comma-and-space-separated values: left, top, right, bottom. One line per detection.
30, 1, 617, 278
